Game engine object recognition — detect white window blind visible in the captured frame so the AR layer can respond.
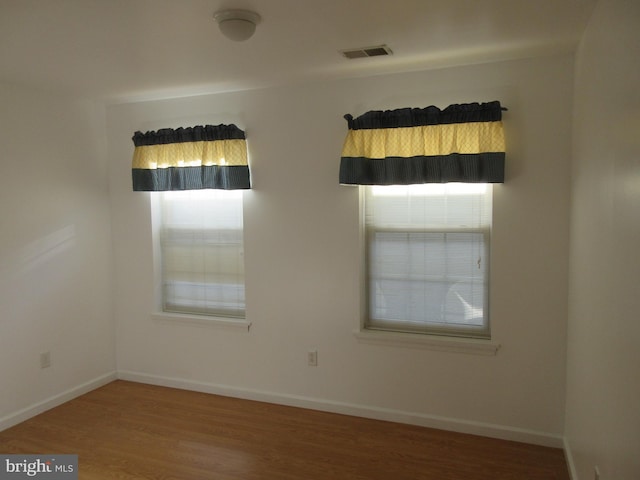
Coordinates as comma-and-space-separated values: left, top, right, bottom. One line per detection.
159, 189, 245, 318
365, 184, 491, 338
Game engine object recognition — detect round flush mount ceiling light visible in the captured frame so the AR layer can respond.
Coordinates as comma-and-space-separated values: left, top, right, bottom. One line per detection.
214, 9, 261, 42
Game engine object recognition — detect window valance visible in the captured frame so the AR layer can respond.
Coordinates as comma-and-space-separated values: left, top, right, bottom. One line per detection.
132, 124, 250, 191
339, 101, 506, 185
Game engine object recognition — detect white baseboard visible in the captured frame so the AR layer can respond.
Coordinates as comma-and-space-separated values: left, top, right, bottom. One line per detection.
0, 371, 117, 432
0, 370, 566, 451
117, 370, 564, 448
564, 437, 578, 480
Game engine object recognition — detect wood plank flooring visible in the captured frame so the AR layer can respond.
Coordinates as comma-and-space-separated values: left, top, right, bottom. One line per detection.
0, 380, 569, 479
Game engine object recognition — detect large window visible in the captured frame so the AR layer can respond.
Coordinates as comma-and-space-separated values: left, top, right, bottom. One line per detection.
364, 183, 491, 339
158, 189, 245, 318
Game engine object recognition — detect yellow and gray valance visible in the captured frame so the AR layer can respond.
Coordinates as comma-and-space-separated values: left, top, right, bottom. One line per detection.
339, 101, 506, 185
132, 124, 250, 191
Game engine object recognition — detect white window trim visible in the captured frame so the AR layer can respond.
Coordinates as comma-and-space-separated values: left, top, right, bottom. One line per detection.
151, 311, 251, 331
354, 187, 500, 355
353, 328, 500, 355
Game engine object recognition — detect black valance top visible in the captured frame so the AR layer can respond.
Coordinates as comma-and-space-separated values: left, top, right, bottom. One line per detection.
344, 101, 505, 130
132, 124, 246, 146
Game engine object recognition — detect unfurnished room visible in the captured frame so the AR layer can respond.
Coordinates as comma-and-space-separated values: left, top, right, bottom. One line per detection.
0, 1, 638, 479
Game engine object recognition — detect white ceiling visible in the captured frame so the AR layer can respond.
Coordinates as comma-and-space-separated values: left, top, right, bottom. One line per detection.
0, 0, 598, 103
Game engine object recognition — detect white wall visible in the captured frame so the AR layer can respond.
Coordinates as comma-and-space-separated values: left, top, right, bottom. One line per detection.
565, 0, 640, 478
107, 54, 573, 444
0, 83, 116, 427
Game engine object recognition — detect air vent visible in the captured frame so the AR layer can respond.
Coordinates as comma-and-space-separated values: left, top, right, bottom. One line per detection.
341, 45, 393, 59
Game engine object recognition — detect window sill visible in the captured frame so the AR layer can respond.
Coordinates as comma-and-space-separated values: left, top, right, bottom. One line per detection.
151, 312, 251, 331
353, 329, 500, 355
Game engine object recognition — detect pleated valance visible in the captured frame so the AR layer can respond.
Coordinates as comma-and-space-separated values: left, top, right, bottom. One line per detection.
339, 101, 506, 185
132, 124, 250, 191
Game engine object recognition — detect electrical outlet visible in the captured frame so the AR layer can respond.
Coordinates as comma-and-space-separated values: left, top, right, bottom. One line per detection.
594, 466, 600, 480
307, 350, 318, 367
40, 351, 51, 369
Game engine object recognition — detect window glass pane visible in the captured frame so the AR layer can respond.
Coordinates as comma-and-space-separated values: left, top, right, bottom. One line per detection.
159, 190, 245, 318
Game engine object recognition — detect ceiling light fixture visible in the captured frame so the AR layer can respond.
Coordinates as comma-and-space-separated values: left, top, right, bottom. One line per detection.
214, 9, 261, 42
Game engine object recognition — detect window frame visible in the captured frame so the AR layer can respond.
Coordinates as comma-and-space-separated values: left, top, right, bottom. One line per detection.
150, 190, 250, 328
360, 184, 493, 341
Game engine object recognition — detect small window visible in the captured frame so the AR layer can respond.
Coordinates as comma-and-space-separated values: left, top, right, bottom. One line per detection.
364, 183, 491, 338
158, 189, 245, 318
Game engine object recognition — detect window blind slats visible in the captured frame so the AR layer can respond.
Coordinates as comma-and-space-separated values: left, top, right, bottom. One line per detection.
365, 184, 491, 338
159, 190, 245, 318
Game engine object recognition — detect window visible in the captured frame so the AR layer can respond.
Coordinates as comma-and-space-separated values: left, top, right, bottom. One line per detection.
158, 189, 245, 318
364, 183, 491, 339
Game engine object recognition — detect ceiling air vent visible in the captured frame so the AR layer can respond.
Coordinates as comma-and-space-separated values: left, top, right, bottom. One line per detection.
341, 45, 393, 59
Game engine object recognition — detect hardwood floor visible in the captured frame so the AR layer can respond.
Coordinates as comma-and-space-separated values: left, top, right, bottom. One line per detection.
0, 380, 569, 479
